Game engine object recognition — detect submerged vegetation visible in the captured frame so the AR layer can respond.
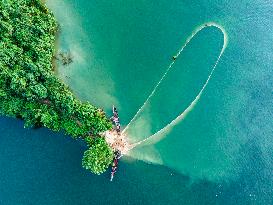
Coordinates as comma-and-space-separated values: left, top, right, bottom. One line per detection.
55, 51, 73, 66
0, 0, 113, 174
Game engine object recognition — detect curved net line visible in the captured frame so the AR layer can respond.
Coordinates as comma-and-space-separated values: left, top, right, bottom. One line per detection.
123, 22, 228, 151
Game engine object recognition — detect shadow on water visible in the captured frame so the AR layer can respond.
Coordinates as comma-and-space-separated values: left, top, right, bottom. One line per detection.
0, 117, 271, 205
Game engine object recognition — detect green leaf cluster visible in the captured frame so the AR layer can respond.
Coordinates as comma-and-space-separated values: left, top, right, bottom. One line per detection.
82, 137, 114, 175
0, 0, 113, 174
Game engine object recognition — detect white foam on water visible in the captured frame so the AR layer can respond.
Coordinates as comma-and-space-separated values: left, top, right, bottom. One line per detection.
126, 22, 228, 150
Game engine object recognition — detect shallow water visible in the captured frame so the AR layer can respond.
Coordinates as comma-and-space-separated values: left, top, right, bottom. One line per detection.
0, 0, 272, 204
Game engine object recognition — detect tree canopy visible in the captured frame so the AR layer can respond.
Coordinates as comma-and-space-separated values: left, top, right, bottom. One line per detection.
82, 137, 114, 175
0, 0, 113, 174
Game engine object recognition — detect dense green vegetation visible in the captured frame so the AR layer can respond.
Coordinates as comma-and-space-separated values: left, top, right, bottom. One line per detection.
0, 0, 113, 174
82, 137, 114, 174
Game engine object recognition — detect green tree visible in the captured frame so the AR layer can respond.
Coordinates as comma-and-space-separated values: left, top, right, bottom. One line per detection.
0, 0, 113, 175
82, 137, 114, 175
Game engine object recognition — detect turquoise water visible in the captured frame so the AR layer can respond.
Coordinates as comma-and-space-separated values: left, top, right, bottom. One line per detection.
0, 0, 272, 204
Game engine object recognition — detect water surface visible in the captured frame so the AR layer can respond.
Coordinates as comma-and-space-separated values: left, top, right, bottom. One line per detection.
0, 0, 272, 204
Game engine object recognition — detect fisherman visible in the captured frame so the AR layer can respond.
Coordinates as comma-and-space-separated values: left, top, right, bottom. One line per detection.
114, 111, 117, 116
112, 116, 119, 123
114, 120, 120, 128
111, 106, 118, 117
111, 115, 119, 127
116, 125, 121, 132
111, 105, 122, 133
116, 150, 122, 159
173, 56, 177, 60
113, 106, 118, 117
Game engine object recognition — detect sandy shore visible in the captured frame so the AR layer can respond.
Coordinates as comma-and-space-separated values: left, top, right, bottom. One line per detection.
104, 130, 130, 155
